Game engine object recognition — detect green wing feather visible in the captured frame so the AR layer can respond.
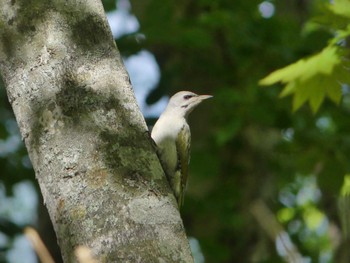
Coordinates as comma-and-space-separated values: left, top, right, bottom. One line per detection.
176, 125, 191, 206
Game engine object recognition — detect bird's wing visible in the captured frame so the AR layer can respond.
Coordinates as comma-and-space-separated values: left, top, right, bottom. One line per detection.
176, 125, 191, 206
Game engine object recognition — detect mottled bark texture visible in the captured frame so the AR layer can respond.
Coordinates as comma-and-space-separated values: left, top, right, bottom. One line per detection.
0, 1, 193, 262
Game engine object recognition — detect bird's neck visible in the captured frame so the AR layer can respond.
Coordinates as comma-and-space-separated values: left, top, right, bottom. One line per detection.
162, 106, 189, 120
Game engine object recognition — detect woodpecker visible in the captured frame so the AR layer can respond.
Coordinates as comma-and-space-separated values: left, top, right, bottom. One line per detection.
151, 91, 212, 206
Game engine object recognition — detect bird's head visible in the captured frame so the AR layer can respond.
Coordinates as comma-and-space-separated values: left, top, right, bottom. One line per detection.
166, 91, 212, 118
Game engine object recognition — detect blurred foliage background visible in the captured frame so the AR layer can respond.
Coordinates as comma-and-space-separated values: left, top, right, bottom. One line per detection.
1, 0, 350, 262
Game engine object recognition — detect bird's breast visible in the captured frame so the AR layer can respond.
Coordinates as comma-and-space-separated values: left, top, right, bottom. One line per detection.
151, 115, 188, 176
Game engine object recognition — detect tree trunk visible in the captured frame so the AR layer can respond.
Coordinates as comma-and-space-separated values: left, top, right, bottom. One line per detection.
0, 1, 193, 262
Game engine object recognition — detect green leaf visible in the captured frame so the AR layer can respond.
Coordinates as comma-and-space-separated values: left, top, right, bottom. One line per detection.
279, 82, 296, 98
303, 207, 325, 231
340, 175, 350, 197
291, 74, 342, 112
260, 44, 349, 112
259, 46, 341, 86
308, 78, 326, 113
277, 207, 295, 223
329, 0, 350, 19
331, 25, 350, 44
292, 80, 311, 112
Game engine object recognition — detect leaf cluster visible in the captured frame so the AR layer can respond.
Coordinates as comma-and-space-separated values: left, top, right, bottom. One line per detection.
260, 0, 350, 113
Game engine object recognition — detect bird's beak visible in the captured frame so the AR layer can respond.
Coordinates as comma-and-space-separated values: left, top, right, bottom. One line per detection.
197, 95, 213, 101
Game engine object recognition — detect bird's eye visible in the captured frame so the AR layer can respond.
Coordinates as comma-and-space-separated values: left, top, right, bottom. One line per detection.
183, 95, 193, 100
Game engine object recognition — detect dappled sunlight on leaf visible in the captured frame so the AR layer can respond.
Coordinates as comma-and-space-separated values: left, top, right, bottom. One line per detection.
260, 45, 347, 112
260, 46, 341, 85
329, 0, 350, 19
340, 174, 350, 197
260, 0, 350, 113
277, 207, 295, 223
277, 175, 333, 259
303, 207, 326, 231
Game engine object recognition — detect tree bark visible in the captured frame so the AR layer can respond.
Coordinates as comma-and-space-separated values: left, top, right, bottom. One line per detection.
0, 1, 193, 262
